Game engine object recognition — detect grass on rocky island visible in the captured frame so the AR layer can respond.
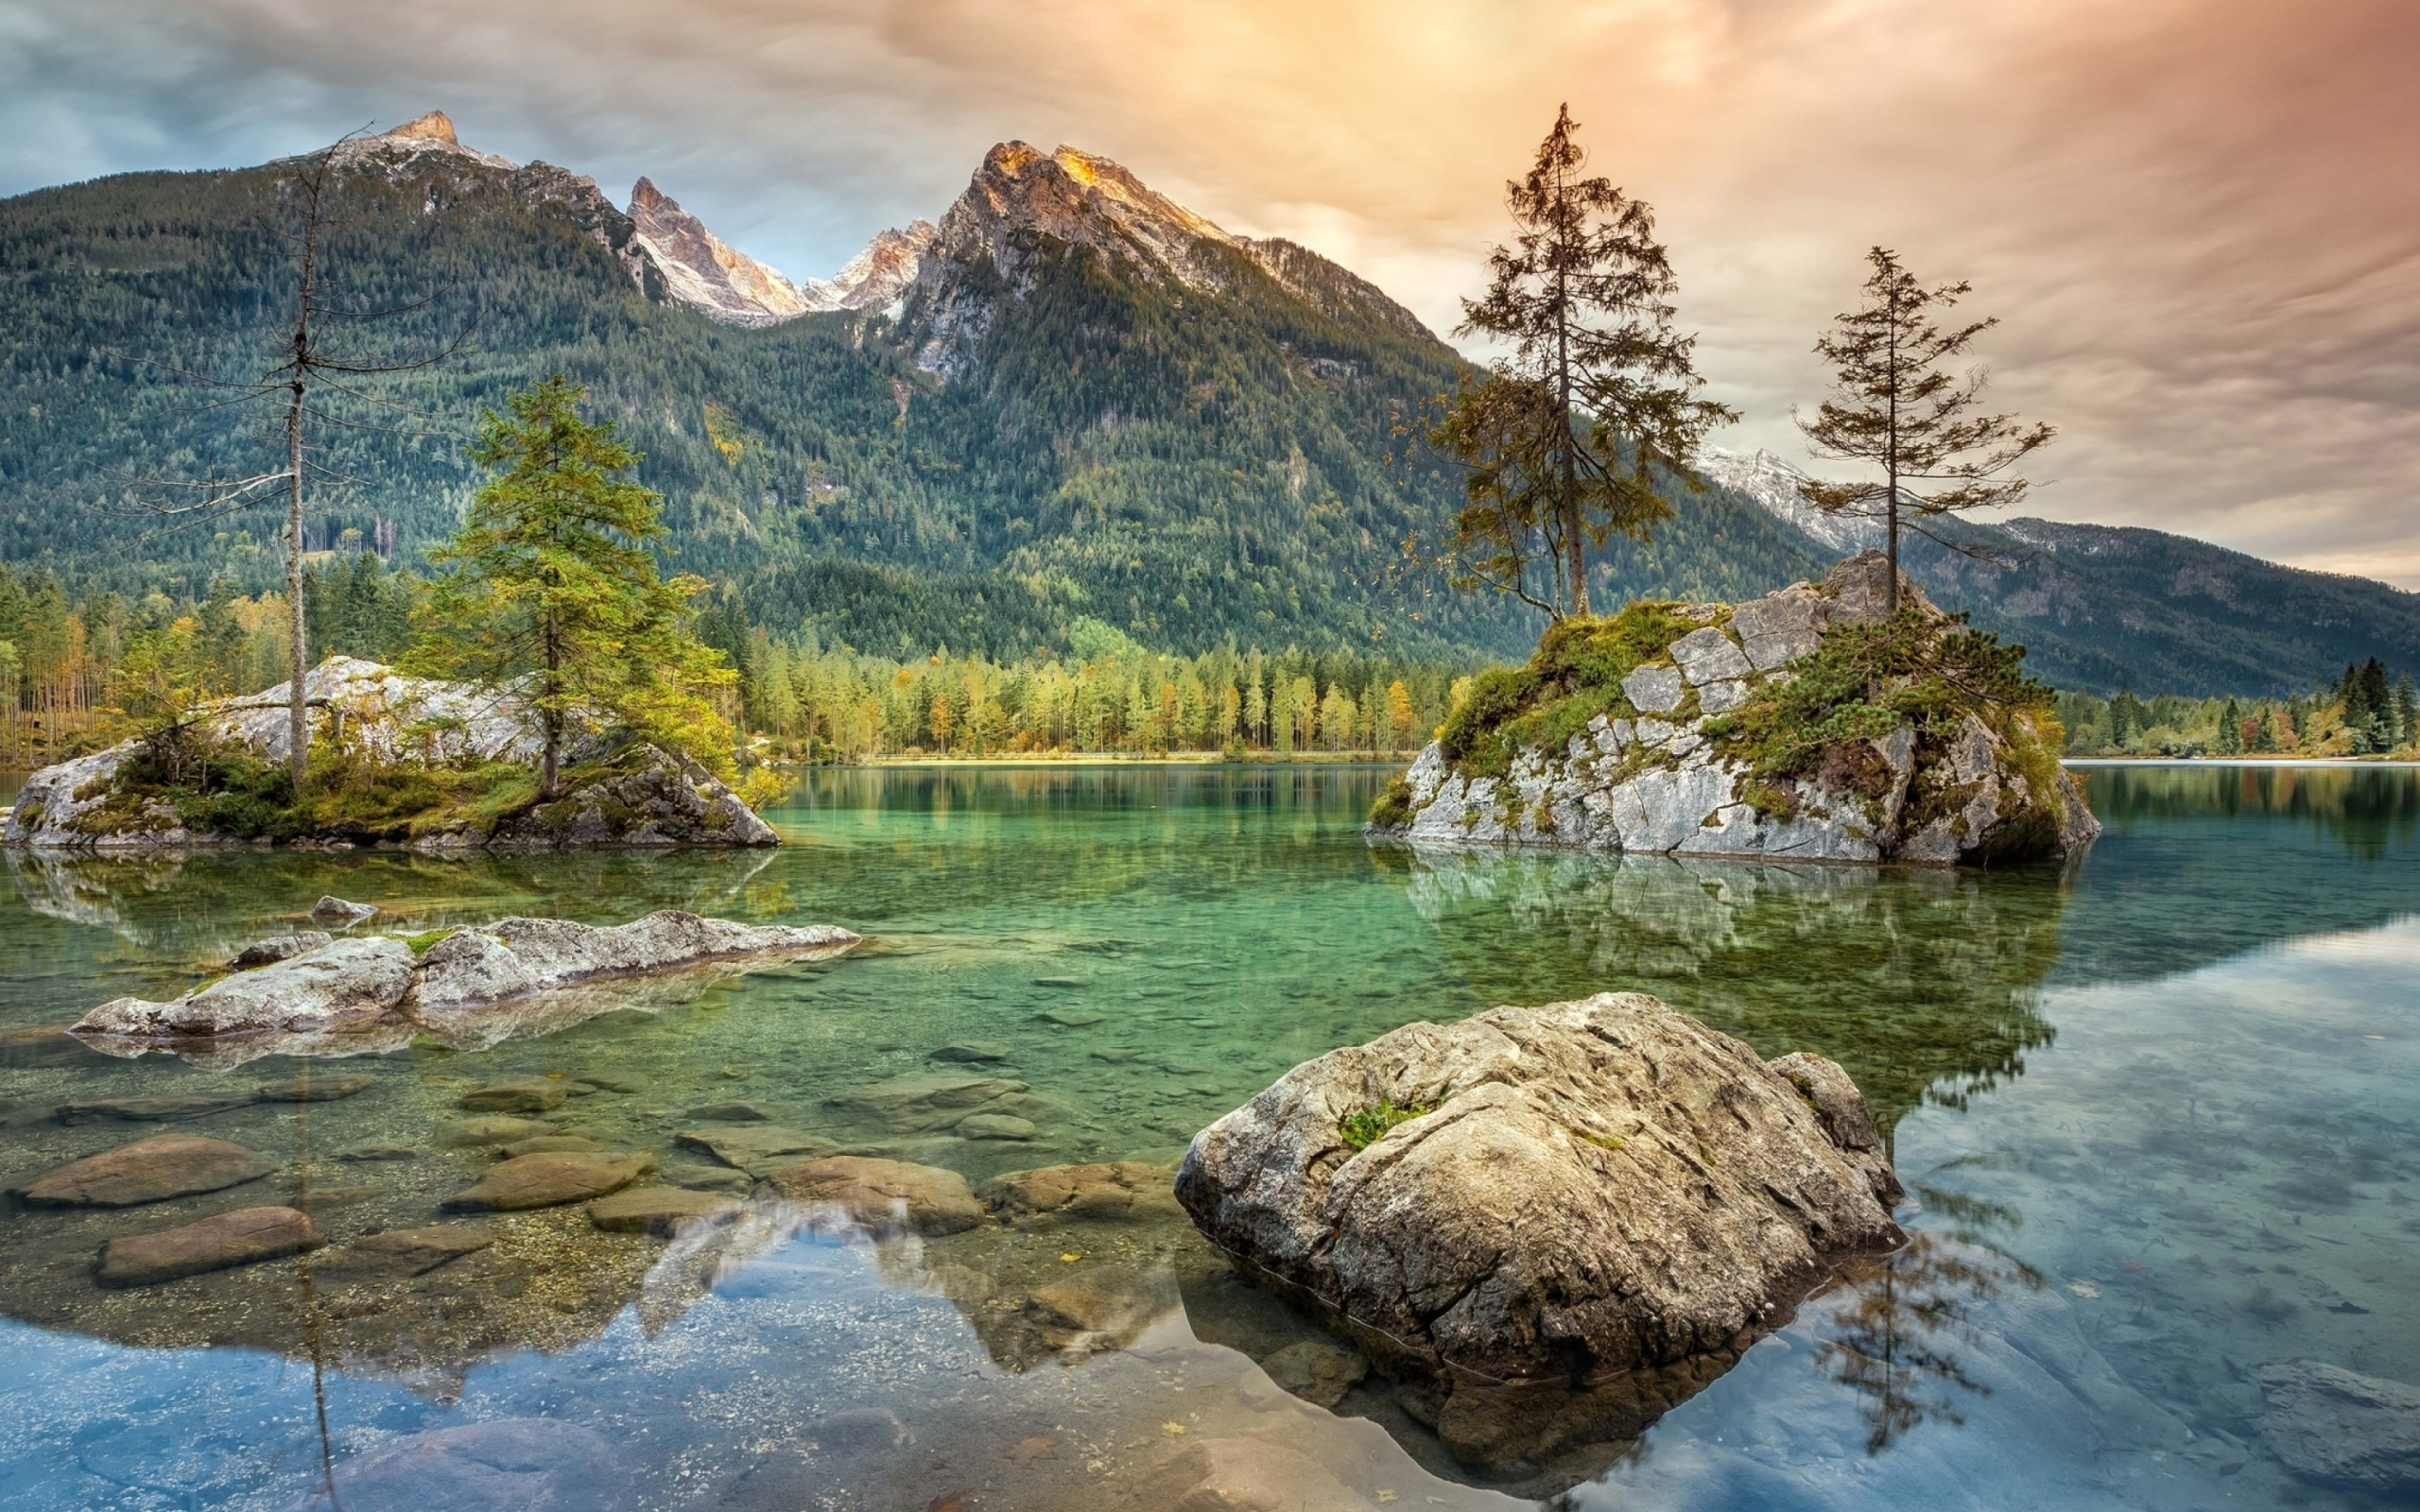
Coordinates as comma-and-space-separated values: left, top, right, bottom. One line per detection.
1432, 601, 1705, 784
1339, 1099, 1433, 1152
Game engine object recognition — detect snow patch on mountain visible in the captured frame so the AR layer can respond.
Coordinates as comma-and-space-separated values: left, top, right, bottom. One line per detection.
628, 178, 815, 328
1700, 447, 1883, 554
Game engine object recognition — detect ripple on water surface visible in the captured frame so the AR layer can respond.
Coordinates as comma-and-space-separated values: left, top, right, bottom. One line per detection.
0, 763, 2413, 1508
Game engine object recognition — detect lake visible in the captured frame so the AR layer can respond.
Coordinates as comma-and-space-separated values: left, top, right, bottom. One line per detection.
0, 763, 2413, 1509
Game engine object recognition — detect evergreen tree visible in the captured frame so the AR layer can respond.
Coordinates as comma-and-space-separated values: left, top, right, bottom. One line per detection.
1797, 249, 2055, 610
409, 375, 735, 797
1437, 105, 1733, 618
2217, 696, 2242, 754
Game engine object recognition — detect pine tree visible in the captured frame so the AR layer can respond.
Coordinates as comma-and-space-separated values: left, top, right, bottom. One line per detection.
2218, 697, 2242, 754
1436, 105, 1733, 617
1797, 249, 2054, 610
410, 375, 735, 798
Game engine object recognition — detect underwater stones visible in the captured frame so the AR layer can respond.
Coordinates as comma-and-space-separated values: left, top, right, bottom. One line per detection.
674, 1125, 838, 1177
1143, 1437, 1374, 1512
72, 935, 417, 1043
458, 1076, 569, 1114
309, 896, 379, 926
824, 1073, 1033, 1134
761, 1155, 983, 1236
254, 1073, 373, 1103
306, 1418, 620, 1512
979, 1162, 1181, 1224
683, 1101, 770, 1122
439, 1115, 554, 1147
335, 1142, 418, 1162
2257, 1361, 2420, 1493
956, 1112, 1037, 1141
21, 1133, 276, 1208
412, 910, 859, 1012
586, 1185, 742, 1235
931, 1040, 1011, 1062
1175, 992, 1902, 1468
1262, 1339, 1370, 1409
498, 1134, 603, 1158
55, 1091, 257, 1124
228, 931, 332, 968
1619, 663, 1685, 714
321, 1224, 493, 1278
1020, 1264, 1178, 1353
95, 1204, 321, 1286
441, 1152, 650, 1212
0, 1024, 95, 1068
1039, 1008, 1105, 1028
1668, 626, 1753, 686
661, 1160, 752, 1194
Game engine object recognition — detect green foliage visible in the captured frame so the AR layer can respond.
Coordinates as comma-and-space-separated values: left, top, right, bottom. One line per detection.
409, 375, 737, 782
403, 929, 457, 955
1367, 776, 1415, 829
1703, 610, 2052, 782
1434, 600, 1697, 778
1339, 1099, 1432, 1152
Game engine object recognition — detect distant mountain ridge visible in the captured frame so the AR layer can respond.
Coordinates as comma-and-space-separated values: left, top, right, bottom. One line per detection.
0, 113, 2413, 691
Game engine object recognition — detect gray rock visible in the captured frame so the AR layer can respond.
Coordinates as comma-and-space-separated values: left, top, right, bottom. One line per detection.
1821, 549, 1939, 626
1263, 1340, 1370, 1408
71, 936, 417, 1042
309, 896, 379, 926
2257, 1361, 2420, 1493
458, 1076, 569, 1114
673, 1125, 838, 1177
586, 1185, 742, 1235
1668, 626, 1753, 686
824, 1073, 1032, 1134
956, 1112, 1038, 1141
228, 931, 332, 969
413, 910, 858, 1013
682, 1101, 770, 1122
930, 1040, 1011, 1062
335, 1141, 419, 1162
1730, 584, 1824, 670
1176, 992, 1901, 1468
254, 1073, 373, 1103
438, 1115, 555, 1147
1619, 663, 1685, 713
21, 1133, 277, 1208
96, 1204, 320, 1286
1696, 678, 1750, 715
56, 1092, 258, 1124
761, 1155, 984, 1236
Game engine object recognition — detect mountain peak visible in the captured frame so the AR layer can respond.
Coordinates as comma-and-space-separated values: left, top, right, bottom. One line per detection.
339, 110, 516, 171
386, 111, 459, 146
946, 141, 1237, 270
625, 178, 813, 327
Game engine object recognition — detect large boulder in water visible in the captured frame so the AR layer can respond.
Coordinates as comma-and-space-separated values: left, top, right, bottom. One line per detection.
71, 936, 418, 1041
1369, 553, 2099, 867
1175, 991, 1902, 1469
412, 910, 859, 1012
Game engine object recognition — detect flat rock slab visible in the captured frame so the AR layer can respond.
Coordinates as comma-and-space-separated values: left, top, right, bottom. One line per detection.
458, 1077, 569, 1114
956, 1113, 1037, 1141
228, 931, 332, 969
0, 1025, 99, 1068
823, 1074, 1032, 1134
660, 1161, 752, 1194
499, 1134, 603, 1158
413, 910, 859, 1012
682, 1101, 770, 1122
673, 1125, 838, 1177
1262, 1340, 1371, 1409
72, 935, 416, 1041
1037, 1008, 1104, 1028
335, 1142, 418, 1162
442, 1153, 649, 1212
322, 1224, 494, 1279
315, 1418, 620, 1512
22, 1133, 277, 1208
439, 1116, 556, 1147
930, 1041, 1011, 1062
2258, 1361, 2420, 1493
762, 1156, 983, 1236
55, 1092, 258, 1124
586, 1186, 742, 1235
254, 1074, 373, 1103
978, 1161, 1181, 1224
309, 896, 378, 925
97, 1205, 320, 1286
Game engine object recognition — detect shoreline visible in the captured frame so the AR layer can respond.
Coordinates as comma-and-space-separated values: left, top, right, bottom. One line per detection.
2062, 757, 2420, 769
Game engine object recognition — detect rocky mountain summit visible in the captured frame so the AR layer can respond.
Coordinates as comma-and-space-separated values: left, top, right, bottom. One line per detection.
2, 658, 777, 852
1370, 553, 2100, 866
1177, 991, 1904, 1473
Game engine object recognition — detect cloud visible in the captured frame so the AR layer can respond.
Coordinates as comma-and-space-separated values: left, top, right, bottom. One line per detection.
4, 0, 2417, 584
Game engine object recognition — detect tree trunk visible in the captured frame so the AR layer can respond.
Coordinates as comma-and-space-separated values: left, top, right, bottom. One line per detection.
1883, 289, 1901, 616
285, 375, 308, 789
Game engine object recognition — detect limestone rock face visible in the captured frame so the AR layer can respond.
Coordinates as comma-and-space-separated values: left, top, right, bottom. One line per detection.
21, 1133, 276, 1208
1375, 553, 2098, 868
1175, 993, 1902, 1467
96, 1205, 321, 1287
73, 936, 418, 1043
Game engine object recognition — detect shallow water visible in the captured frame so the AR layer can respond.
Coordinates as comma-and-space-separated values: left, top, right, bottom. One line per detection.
0, 763, 2413, 1508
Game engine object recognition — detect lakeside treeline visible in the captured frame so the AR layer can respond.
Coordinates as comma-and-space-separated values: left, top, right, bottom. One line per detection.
1, 556, 2411, 766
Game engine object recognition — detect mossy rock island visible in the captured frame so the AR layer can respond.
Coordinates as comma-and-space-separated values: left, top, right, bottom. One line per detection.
2, 657, 779, 852
1369, 553, 2099, 866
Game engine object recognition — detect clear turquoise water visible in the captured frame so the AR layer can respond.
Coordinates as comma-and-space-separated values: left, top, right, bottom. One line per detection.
0, 763, 2413, 1508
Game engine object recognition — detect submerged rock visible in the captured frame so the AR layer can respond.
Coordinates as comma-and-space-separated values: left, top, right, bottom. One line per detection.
412, 911, 858, 1012
55, 1091, 257, 1124
20, 1133, 277, 1208
253, 1073, 373, 1103
229, 931, 333, 968
673, 1125, 838, 1177
320, 1224, 493, 1279
1263, 1339, 1371, 1409
586, 1186, 742, 1235
2257, 1360, 2420, 1493
979, 1161, 1181, 1224
96, 1205, 321, 1287
761, 1155, 984, 1236
309, 896, 378, 926
1372, 554, 2099, 867
1175, 991, 1902, 1469
305, 1418, 620, 1512
822, 1073, 1033, 1134
71, 936, 417, 1042
458, 1076, 569, 1114
442, 1152, 651, 1212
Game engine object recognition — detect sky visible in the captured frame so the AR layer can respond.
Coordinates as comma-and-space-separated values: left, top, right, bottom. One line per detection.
6, 0, 2418, 585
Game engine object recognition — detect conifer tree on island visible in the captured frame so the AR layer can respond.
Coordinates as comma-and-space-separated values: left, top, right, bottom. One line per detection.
409, 375, 736, 799
1432, 104, 1735, 619
1797, 248, 2055, 612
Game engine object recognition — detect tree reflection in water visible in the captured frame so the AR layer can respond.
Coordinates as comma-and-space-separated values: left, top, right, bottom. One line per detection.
1813, 1230, 2037, 1454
